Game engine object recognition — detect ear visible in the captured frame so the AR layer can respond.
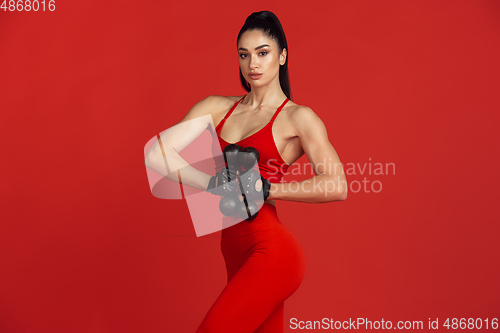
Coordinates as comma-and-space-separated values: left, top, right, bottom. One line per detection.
279, 48, 287, 66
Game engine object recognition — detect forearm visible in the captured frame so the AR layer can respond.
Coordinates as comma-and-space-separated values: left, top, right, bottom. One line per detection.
145, 148, 212, 191
269, 174, 348, 203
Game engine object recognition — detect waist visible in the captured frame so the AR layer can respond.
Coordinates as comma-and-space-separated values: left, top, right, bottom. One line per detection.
221, 203, 281, 236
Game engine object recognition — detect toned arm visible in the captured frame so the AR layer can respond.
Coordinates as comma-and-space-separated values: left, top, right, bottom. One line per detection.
270, 106, 347, 203
145, 95, 225, 191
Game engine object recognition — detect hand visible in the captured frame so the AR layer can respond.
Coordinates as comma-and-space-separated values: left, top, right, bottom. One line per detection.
239, 169, 271, 202
206, 167, 239, 196
237, 170, 271, 221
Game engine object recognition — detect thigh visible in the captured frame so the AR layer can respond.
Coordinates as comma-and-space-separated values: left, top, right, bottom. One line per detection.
254, 302, 284, 333
196, 252, 287, 333
196, 205, 305, 333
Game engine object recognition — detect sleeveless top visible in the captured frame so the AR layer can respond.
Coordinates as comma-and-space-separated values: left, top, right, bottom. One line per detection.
214, 95, 290, 183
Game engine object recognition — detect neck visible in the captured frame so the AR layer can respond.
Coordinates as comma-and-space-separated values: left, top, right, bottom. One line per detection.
244, 76, 287, 109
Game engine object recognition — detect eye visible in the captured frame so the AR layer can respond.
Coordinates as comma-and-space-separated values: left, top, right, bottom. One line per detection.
239, 51, 267, 59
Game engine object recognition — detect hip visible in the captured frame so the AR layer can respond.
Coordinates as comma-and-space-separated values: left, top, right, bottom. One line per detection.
220, 204, 304, 260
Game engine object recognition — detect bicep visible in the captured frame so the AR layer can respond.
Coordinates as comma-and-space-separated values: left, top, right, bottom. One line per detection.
294, 107, 344, 176
177, 95, 220, 124
147, 95, 219, 159
161, 95, 213, 153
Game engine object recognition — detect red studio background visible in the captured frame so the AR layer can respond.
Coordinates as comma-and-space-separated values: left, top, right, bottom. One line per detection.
1, 1, 499, 332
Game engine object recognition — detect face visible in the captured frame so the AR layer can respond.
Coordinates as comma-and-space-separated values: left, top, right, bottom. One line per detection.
237, 29, 286, 87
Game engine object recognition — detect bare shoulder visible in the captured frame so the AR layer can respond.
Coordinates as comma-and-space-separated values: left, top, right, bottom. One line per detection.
200, 94, 244, 108
284, 102, 326, 137
178, 94, 244, 123
287, 103, 321, 122
200, 94, 242, 108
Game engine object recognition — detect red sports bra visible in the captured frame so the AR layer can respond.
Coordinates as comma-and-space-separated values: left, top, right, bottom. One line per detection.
214, 95, 290, 183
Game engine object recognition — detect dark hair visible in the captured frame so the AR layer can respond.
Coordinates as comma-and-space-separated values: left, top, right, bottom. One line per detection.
237, 11, 292, 100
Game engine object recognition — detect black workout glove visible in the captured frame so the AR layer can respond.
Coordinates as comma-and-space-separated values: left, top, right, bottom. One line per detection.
206, 167, 239, 196
239, 169, 272, 201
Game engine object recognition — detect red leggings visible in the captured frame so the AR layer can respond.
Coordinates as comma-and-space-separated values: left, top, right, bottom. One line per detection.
196, 204, 306, 333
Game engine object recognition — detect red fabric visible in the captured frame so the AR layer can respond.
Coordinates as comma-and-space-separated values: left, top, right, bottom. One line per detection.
199, 97, 305, 332
196, 204, 305, 332
215, 95, 290, 183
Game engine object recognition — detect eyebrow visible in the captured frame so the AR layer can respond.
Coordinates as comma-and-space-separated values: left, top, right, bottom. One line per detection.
238, 44, 270, 51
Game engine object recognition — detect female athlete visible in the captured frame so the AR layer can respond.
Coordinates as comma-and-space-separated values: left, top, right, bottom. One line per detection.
146, 10, 347, 333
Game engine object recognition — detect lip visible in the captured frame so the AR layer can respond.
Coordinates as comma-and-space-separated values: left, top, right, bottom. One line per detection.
248, 73, 263, 80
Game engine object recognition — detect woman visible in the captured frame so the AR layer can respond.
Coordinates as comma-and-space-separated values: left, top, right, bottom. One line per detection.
147, 10, 347, 333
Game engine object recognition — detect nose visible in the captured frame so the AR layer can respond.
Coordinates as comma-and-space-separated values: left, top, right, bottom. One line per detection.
249, 55, 259, 69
